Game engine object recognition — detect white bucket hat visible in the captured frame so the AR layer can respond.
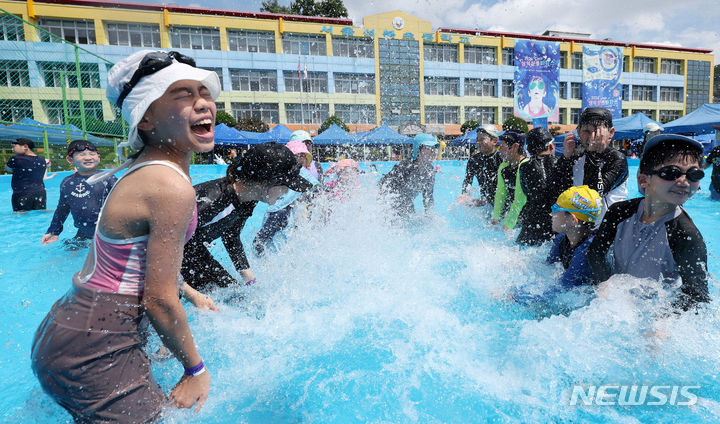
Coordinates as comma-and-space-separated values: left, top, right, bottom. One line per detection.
643, 122, 664, 133
106, 49, 221, 150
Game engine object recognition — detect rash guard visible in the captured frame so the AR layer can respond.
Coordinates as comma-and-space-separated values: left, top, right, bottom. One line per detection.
46, 172, 116, 238
461, 150, 502, 202
492, 158, 529, 229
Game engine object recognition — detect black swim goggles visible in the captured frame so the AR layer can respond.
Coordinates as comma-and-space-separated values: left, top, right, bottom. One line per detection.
67, 143, 98, 157
645, 165, 705, 183
116, 51, 196, 108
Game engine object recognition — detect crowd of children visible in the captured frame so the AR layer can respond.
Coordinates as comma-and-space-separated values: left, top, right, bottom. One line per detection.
2, 49, 714, 422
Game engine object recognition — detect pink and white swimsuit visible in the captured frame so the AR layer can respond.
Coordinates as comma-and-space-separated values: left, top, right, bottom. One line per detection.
77, 160, 197, 296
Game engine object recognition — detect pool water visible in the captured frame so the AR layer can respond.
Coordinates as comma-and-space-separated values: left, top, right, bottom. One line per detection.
1, 160, 719, 423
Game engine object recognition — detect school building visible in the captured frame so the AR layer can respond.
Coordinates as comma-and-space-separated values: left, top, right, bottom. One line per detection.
0, 0, 714, 137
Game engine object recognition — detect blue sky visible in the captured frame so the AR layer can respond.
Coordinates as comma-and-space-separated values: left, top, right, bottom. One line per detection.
147, 0, 719, 61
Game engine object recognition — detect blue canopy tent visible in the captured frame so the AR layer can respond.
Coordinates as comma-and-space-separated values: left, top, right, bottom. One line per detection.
1, 118, 113, 146
448, 128, 478, 146
265, 124, 293, 143
212, 123, 249, 146
662, 103, 720, 136
312, 124, 357, 145
357, 124, 412, 145
236, 130, 270, 144
612, 113, 663, 140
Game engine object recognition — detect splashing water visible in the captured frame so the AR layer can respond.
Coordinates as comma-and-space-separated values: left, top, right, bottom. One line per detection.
1, 161, 719, 423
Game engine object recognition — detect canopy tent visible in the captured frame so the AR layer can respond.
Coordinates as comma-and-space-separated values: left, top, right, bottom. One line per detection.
312, 124, 357, 145
265, 124, 293, 143
357, 124, 412, 145
611, 113, 664, 140
0, 118, 114, 146
448, 128, 478, 146
236, 130, 270, 144
662, 103, 720, 135
212, 123, 249, 146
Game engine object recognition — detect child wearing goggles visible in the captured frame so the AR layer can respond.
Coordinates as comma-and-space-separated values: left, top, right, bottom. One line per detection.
587, 134, 710, 312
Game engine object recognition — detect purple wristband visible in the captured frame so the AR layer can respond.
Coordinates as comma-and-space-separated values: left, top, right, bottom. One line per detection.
184, 360, 205, 376
245, 278, 257, 286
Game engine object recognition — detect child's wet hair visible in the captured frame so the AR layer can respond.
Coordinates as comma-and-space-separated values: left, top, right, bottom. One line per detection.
639, 139, 703, 174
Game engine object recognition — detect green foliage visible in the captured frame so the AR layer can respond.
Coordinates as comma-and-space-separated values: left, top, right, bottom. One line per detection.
502, 116, 529, 133
318, 115, 349, 134
460, 120, 481, 134
236, 116, 269, 133
548, 125, 564, 137
290, 0, 317, 15
215, 110, 237, 127
314, 0, 348, 17
260, 0, 292, 14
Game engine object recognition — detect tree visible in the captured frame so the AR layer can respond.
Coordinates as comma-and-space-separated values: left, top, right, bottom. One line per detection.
318, 115, 349, 134
290, 0, 317, 15
315, 0, 348, 18
260, 0, 292, 14
460, 120, 481, 134
502, 116, 529, 133
236, 116, 269, 133
215, 110, 237, 127
548, 125, 563, 137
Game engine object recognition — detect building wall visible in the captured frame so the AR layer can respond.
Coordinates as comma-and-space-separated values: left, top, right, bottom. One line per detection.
0, 0, 714, 136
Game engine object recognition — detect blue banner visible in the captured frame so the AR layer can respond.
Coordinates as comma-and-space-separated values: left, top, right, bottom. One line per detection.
582, 45, 623, 119
514, 40, 560, 122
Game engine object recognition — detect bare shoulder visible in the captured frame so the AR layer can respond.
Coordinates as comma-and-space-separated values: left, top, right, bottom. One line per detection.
129, 165, 196, 209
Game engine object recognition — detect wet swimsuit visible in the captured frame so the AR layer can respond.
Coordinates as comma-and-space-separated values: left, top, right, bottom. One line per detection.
182, 177, 257, 290
587, 197, 710, 311
517, 154, 557, 246
46, 172, 117, 239
7, 155, 47, 211
379, 159, 436, 216
31, 160, 197, 423
461, 150, 502, 202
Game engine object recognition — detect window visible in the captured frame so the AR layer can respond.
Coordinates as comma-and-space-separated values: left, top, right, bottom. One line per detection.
622, 56, 630, 72
633, 109, 655, 119
571, 53, 583, 69
231, 102, 279, 124
570, 82, 582, 99
659, 86, 682, 102
283, 71, 327, 93
501, 79, 514, 98
334, 73, 375, 94
632, 85, 655, 101
659, 110, 681, 123
501, 107, 514, 123
227, 29, 275, 53
570, 108, 582, 125
465, 106, 496, 124
1, 15, 24, 41
230, 69, 276, 92
44, 100, 103, 125
424, 76, 458, 96
502, 48, 514, 66
215, 102, 225, 112
559, 82, 567, 99
106, 22, 160, 47
464, 46, 496, 64
170, 26, 220, 50
38, 18, 95, 44
558, 107, 567, 124
622, 84, 630, 101
464, 78, 496, 97
282, 33, 326, 56
334, 104, 375, 124
202, 68, 224, 90
424, 43, 457, 62
660, 59, 682, 75
0, 60, 30, 86
285, 103, 329, 124
632, 56, 656, 73
0, 99, 33, 122
425, 106, 458, 124
332, 36, 373, 58
560, 51, 567, 68
39, 62, 101, 88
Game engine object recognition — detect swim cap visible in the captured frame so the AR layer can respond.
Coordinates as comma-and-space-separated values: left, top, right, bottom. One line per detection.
578, 107, 613, 129
498, 129, 526, 148
336, 159, 359, 169
289, 130, 313, 143
227, 142, 313, 192
286, 139, 312, 164
555, 185, 603, 222
106, 50, 221, 151
412, 133, 440, 160
526, 127, 553, 155
476, 124, 500, 139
